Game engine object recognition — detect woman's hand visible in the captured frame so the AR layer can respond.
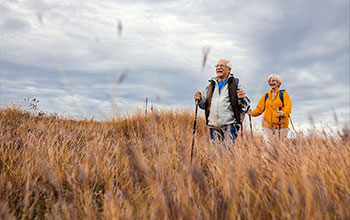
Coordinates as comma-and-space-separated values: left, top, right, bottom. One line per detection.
277, 110, 284, 117
247, 109, 252, 116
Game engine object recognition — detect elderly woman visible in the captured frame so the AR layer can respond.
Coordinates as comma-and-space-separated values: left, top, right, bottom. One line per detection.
248, 74, 292, 142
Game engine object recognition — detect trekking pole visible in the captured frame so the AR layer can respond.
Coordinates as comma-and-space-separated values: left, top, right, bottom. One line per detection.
246, 106, 253, 138
249, 115, 253, 138
278, 106, 282, 140
190, 100, 199, 164
240, 118, 243, 138
239, 99, 244, 139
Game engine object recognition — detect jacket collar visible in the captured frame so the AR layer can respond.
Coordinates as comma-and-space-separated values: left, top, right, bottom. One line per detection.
268, 89, 286, 94
209, 73, 234, 82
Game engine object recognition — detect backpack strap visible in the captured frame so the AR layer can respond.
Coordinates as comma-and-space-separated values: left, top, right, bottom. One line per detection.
264, 91, 284, 107
278, 90, 293, 129
227, 77, 241, 123
264, 93, 269, 102
233, 77, 243, 137
279, 90, 284, 107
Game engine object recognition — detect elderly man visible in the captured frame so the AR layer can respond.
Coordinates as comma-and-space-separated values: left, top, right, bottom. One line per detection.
194, 59, 250, 142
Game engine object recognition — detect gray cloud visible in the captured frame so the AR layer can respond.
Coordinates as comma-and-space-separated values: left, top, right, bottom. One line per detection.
0, 0, 349, 129
1, 16, 30, 32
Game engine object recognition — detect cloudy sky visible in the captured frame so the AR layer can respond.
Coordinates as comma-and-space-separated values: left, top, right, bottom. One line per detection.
1, 0, 349, 130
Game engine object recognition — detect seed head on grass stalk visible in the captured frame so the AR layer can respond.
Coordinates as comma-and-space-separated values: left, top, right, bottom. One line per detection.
109, 71, 128, 117
1, 107, 350, 219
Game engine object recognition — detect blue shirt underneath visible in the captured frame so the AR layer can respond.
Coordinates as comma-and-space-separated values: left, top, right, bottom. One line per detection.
217, 79, 227, 94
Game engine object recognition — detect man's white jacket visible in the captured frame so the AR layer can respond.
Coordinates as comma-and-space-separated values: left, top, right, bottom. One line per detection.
198, 74, 250, 127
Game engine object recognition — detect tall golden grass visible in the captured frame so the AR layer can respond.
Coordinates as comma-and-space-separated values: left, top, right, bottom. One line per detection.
0, 107, 349, 219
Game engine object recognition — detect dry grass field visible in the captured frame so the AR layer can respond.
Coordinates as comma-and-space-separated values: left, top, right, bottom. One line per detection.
0, 106, 349, 219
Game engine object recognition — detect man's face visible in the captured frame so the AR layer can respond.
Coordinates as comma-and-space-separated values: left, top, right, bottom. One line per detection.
216, 60, 230, 80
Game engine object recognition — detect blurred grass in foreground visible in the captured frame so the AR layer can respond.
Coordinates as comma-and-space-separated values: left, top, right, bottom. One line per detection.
0, 107, 349, 219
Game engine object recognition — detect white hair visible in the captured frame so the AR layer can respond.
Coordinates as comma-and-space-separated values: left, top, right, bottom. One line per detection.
268, 73, 282, 86
217, 59, 232, 69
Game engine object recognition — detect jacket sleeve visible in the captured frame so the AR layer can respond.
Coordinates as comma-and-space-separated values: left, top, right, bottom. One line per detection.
252, 93, 266, 117
283, 91, 292, 116
198, 84, 209, 109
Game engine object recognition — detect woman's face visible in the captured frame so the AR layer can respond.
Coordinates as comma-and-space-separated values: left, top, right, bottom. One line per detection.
268, 78, 280, 89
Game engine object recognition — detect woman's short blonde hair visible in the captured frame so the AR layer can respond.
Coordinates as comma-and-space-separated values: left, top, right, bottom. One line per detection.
268, 73, 282, 86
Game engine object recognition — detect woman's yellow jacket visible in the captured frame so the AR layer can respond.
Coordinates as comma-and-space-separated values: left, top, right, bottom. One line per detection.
252, 89, 292, 128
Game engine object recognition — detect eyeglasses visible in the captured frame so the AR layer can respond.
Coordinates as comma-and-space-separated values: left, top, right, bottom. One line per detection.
215, 64, 227, 68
